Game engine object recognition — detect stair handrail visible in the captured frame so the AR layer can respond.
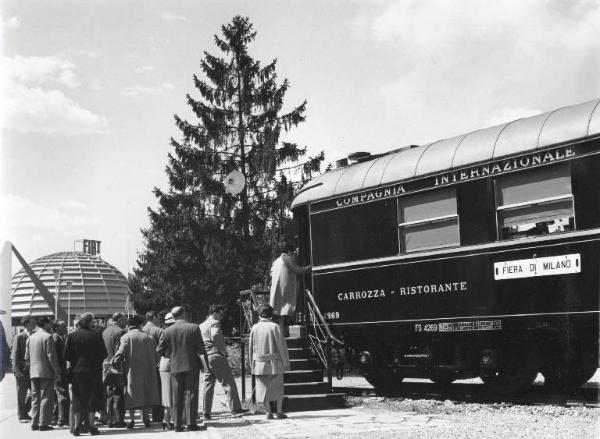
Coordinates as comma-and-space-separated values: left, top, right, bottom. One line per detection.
305, 289, 344, 346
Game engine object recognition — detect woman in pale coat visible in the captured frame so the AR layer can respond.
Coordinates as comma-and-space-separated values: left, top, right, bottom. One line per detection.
249, 304, 290, 419
112, 315, 160, 429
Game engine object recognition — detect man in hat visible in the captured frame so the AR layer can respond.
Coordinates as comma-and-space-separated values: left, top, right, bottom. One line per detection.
157, 306, 207, 432
142, 310, 164, 423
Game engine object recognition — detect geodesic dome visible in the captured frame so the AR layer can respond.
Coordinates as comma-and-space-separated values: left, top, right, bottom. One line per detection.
11, 251, 130, 323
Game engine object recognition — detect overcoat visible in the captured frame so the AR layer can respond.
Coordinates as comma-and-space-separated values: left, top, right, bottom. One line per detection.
113, 328, 160, 409
249, 319, 290, 375
269, 253, 309, 317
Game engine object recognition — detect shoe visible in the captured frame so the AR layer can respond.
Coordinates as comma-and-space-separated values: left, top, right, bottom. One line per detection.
90, 428, 100, 436
275, 413, 288, 419
31, 425, 40, 431
187, 424, 206, 431
204, 414, 212, 420
20, 415, 32, 422
72, 429, 80, 436
126, 421, 135, 430
265, 413, 274, 420
162, 422, 174, 431
39, 426, 54, 431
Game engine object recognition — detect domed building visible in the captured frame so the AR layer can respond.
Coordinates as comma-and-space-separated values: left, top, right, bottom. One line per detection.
11, 251, 130, 325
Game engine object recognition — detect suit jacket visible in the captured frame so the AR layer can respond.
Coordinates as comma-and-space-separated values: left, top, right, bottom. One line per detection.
10, 330, 29, 375
249, 319, 290, 375
199, 316, 227, 356
26, 329, 60, 379
52, 333, 67, 377
64, 327, 107, 375
102, 324, 125, 362
142, 322, 163, 346
156, 320, 206, 374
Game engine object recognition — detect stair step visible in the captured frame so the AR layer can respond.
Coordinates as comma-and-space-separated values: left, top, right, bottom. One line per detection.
283, 393, 347, 412
285, 337, 305, 349
288, 348, 309, 359
290, 358, 319, 370
284, 369, 323, 383
284, 381, 330, 395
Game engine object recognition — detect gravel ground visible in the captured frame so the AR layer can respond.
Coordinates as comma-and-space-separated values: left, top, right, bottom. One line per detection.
335, 371, 600, 439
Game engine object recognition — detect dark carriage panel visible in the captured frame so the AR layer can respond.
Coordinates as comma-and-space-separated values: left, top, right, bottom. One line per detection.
313, 236, 600, 325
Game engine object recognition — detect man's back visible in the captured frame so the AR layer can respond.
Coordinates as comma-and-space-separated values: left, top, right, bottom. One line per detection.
142, 322, 163, 346
102, 324, 125, 361
27, 330, 58, 379
65, 328, 107, 374
11, 331, 29, 372
158, 321, 204, 374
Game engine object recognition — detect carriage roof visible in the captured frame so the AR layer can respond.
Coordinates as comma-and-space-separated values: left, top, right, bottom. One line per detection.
291, 98, 600, 209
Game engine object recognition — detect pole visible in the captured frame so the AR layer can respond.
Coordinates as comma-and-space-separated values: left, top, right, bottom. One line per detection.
240, 339, 246, 401
52, 269, 60, 319
66, 281, 72, 328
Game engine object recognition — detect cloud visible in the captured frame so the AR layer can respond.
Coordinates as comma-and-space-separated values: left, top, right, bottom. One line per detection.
0, 194, 100, 235
121, 82, 175, 97
1, 55, 109, 135
2, 55, 80, 88
161, 12, 187, 23
135, 65, 155, 73
67, 49, 98, 59
58, 200, 86, 210
3, 16, 20, 28
353, 0, 600, 143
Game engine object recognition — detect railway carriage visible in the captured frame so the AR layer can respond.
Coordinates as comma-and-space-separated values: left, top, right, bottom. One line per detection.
291, 99, 600, 394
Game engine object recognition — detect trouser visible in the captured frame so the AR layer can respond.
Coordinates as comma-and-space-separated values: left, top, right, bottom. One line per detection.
53, 377, 70, 423
31, 378, 55, 427
203, 354, 242, 416
106, 385, 125, 425
152, 369, 163, 422
171, 369, 200, 428
16, 373, 31, 419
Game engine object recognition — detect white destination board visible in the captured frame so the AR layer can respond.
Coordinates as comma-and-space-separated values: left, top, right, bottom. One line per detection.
494, 253, 581, 280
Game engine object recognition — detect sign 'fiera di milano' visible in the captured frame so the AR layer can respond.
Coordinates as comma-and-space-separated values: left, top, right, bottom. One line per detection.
320, 145, 577, 211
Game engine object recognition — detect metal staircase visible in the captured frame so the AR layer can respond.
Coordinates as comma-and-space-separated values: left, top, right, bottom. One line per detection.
239, 288, 346, 412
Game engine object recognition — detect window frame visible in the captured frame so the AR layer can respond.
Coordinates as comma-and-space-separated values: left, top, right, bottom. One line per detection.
397, 188, 461, 253
493, 164, 576, 241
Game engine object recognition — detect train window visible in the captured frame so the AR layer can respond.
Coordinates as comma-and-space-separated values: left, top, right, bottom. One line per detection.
310, 199, 399, 266
398, 188, 459, 252
495, 164, 575, 240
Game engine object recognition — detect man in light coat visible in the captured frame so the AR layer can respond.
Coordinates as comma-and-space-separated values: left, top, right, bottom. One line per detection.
157, 306, 208, 432
270, 241, 311, 336
11, 315, 36, 421
200, 304, 244, 419
26, 316, 61, 431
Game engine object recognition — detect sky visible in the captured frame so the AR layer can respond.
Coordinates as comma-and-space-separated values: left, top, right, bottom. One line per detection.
0, 0, 599, 277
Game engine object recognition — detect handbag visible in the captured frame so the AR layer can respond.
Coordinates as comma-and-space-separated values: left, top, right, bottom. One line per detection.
103, 361, 124, 387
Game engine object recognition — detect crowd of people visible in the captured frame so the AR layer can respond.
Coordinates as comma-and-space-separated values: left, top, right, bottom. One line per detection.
8, 302, 292, 435
4, 240, 309, 435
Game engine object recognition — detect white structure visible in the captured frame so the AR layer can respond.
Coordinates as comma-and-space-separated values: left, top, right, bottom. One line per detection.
11, 251, 130, 324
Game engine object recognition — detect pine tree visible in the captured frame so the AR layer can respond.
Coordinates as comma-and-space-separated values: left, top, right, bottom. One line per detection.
132, 16, 324, 322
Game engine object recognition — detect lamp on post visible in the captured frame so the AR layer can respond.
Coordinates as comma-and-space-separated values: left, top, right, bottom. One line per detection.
52, 269, 61, 319
66, 281, 72, 328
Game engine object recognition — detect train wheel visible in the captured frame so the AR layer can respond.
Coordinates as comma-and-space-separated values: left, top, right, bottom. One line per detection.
479, 344, 537, 395
543, 333, 598, 390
